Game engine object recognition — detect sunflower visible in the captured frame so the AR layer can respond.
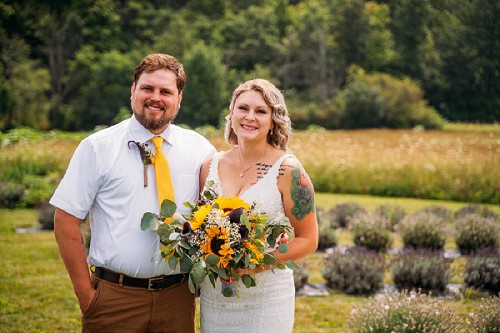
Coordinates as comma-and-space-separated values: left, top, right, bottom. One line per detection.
214, 196, 249, 216
191, 203, 212, 230
244, 241, 265, 265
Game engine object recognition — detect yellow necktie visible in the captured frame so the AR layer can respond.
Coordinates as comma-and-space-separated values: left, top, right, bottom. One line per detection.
151, 137, 175, 210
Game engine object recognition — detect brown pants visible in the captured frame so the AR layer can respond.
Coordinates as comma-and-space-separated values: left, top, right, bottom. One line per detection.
82, 274, 195, 333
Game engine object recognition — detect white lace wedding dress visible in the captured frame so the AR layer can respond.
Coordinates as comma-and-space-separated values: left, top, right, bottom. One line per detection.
200, 152, 295, 333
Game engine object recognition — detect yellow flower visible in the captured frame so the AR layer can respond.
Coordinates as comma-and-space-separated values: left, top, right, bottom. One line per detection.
191, 203, 211, 230
244, 241, 265, 265
214, 196, 249, 216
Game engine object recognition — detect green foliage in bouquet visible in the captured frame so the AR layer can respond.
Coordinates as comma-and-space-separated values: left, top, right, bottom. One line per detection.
141, 185, 297, 296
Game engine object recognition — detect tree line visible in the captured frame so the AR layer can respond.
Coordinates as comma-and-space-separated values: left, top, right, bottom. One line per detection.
0, 0, 498, 132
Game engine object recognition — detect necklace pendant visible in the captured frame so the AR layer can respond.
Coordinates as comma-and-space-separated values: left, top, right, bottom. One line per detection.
239, 171, 245, 178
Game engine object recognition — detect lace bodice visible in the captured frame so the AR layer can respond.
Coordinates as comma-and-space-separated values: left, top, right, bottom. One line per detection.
200, 151, 296, 333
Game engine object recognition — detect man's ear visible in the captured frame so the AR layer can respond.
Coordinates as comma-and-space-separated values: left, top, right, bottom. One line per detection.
130, 82, 136, 98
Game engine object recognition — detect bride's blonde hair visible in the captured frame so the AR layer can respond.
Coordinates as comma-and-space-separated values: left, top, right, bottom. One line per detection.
224, 79, 292, 150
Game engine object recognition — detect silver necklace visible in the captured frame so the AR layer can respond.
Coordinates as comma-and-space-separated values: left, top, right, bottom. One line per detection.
238, 147, 268, 178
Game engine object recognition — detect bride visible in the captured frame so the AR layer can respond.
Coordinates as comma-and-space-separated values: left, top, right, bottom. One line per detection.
199, 79, 318, 333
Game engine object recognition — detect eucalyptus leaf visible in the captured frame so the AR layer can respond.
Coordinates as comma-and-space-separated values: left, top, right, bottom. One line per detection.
242, 274, 253, 288
286, 260, 299, 270
188, 276, 196, 293
140, 212, 158, 231
205, 254, 220, 266
180, 256, 193, 273
278, 243, 289, 253
277, 262, 286, 269
179, 239, 190, 249
190, 260, 207, 284
160, 199, 177, 218
168, 254, 178, 270
264, 253, 276, 265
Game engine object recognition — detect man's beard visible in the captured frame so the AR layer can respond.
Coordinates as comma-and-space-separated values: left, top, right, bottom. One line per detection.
135, 108, 177, 132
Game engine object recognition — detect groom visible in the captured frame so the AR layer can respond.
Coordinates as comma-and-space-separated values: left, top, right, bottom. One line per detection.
50, 53, 215, 332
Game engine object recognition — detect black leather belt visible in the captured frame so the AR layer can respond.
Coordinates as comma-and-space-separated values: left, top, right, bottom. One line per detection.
94, 267, 187, 291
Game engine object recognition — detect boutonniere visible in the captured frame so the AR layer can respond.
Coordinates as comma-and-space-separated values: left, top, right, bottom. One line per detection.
128, 141, 155, 187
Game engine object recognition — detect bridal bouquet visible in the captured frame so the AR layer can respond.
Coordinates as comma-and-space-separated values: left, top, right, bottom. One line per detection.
141, 181, 296, 297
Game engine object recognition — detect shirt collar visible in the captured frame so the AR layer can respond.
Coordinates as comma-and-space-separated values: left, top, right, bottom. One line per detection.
128, 115, 175, 146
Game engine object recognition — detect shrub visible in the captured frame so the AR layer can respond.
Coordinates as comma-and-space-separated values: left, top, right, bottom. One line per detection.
391, 249, 451, 294
323, 248, 384, 295
339, 71, 445, 130
417, 205, 453, 223
400, 212, 446, 250
467, 297, 500, 333
347, 291, 464, 333
351, 215, 392, 253
464, 253, 500, 295
293, 260, 309, 291
455, 204, 499, 221
317, 217, 338, 250
0, 181, 24, 208
455, 215, 499, 255
328, 202, 367, 229
373, 204, 406, 231
38, 202, 55, 230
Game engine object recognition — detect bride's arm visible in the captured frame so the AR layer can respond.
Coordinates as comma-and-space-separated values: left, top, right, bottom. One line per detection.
235, 156, 318, 276
273, 156, 318, 262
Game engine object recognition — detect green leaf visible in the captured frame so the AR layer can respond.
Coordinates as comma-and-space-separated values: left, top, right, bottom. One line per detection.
205, 254, 220, 266
188, 276, 196, 294
179, 239, 190, 249
180, 256, 193, 273
157, 223, 175, 243
160, 199, 177, 218
286, 260, 299, 270
278, 243, 289, 253
277, 262, 286, 269
264, 253, 276, 265
241, 274, 254, 288
190, 260, 207, 284
168, 254, 178, 270
140, 212, 158, 230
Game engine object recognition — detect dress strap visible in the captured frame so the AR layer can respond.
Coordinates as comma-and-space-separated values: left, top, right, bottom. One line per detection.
269, 153, 295, 179
206, 151, 223, 181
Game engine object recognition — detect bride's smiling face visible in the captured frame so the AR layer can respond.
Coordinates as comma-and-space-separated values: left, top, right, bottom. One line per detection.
231, 90, 273, 143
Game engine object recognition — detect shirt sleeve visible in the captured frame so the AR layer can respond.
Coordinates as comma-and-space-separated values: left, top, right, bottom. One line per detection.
49, 139, 99, 220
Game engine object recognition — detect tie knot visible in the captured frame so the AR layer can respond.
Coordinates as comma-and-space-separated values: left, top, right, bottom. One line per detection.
151, 137, 163, 150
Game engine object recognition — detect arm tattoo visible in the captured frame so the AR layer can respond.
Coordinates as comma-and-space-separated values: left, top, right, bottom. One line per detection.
290, 167, 314, 220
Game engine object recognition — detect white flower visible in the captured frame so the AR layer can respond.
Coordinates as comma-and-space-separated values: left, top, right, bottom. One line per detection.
173, 212, 186, 222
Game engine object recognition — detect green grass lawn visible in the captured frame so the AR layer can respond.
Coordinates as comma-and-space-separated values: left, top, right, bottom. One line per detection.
0, 192, 493, 332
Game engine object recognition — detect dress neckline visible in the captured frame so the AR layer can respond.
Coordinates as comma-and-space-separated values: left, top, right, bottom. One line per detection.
216, 151, 290, 198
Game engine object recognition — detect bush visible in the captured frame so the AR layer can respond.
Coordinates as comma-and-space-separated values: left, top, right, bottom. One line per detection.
351, 215, 392, 253
317, 216, 338, 250
373, 204, 406, 231
293, 260, 309, 291
347, 291, 464, 333
417, 205, 454, 223
464, 253, 500, 295
0, 181, 24, 208
391, 249, 451, 294
323, 248, 384, 295
467, 297, 500, 333
455, 204, 499, 221
38, 202, 55, 230
400, 212, 446, 250
455, 215, 499, 255
339, 71, 445, 130
328, 202, 367, 229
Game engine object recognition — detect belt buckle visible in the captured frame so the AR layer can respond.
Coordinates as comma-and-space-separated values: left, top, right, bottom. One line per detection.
148, 277, 165, 291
